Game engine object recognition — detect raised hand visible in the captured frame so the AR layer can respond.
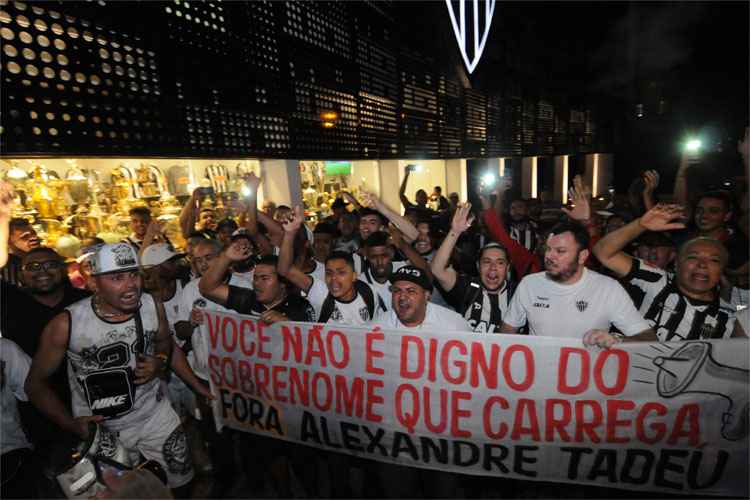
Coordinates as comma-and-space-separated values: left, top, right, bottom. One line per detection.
341, 191, 357, 206
450, 202, 475, 234
225, 239, 252, 262
281, 205, 304, 233
388, 223, 404, 249
562, 175, 592, 221
643, 170, 659, 193
638, 204, 687, 232
360, 191, 379, 209
244, 171, 261, 192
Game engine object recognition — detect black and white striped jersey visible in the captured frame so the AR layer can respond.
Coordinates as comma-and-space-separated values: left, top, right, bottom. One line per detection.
624, 258, 736, 341
447, 274, 512, 334
509, 222, 538, 252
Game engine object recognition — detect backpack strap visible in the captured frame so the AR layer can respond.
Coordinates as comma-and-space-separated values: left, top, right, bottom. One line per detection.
355, 280, 376, 319
318, 280, 378, 323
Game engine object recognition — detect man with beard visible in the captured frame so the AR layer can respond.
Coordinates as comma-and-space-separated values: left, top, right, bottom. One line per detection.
2, 218, 41, 286
500, 221, 654, 345
1, 247, 90, 466
507, 198, 538, 251
432, 203, 513, 333
25, 243, 194, 495
593, 204, 745, 343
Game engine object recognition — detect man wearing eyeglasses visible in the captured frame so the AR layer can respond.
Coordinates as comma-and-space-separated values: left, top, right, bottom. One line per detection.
1, 248, 89, 454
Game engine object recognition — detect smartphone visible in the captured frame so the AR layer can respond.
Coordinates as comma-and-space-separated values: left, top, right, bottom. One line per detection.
198, 186, 215, 197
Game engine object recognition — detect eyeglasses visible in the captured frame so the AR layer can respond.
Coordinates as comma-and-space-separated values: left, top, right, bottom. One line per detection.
22, 260, 65, 272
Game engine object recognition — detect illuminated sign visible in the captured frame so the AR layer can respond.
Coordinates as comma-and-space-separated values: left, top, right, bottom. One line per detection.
445, 0, 496, 74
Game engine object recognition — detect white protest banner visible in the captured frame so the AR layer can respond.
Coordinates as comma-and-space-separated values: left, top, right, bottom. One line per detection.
201, 310, 749, 496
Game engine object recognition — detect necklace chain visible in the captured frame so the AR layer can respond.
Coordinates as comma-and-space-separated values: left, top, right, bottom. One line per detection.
93, 296, 139, 319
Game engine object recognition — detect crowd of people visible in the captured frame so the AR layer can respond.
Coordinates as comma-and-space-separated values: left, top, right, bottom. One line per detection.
1, 127, 748, 499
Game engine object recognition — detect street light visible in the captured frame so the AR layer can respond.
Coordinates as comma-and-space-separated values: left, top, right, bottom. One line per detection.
685, 139, 702, 153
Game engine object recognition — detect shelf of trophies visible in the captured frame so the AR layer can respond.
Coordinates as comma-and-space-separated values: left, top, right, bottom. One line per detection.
0, 158, 261, 258
299, 160, 379, 225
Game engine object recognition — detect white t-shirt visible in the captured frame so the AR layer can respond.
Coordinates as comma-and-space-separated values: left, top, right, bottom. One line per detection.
229, 270, 254, 290
177, 278, 234, 380
1, 338, 32, 454
504, 269, 651, 338
163, 280, 185, 346
306, 260, 326, 284
379, 302, 471, 332
305, 278, 384, 326
360, 261, 408, 311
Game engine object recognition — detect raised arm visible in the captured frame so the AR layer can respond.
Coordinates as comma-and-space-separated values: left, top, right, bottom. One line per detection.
257, 209, 285, 248
642, 170, 659, 212
399, 165, 414, 210
673, 155, 690, 215
139, 219, 165, 257
593, 204, 686, 277
430, 203, 474, 292
389, 224, 432, 279
341, 192, 362, 211
241, 173, 274, 256
179, 188, 202, 238
199, 239, 252, 305
277, 206, 313, 292
361, 191, 419, 242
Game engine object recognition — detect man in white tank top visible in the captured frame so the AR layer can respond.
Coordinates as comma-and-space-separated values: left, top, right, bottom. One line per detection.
25, 243, 194, 492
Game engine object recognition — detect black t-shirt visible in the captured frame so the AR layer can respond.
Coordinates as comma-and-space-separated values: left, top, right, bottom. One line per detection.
225, 285, 316, 321
446, 274, 511, 334
1, 281, 90, 447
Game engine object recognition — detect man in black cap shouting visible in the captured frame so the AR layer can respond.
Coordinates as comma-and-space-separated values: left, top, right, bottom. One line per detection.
379, 265, 470, 331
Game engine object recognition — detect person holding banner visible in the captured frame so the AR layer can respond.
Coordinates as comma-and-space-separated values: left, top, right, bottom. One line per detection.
375, 265, 469, 497
380, 265, 471, 332
593, 203, 745, 341
198, 239, 317, 498
25, 243, 195, 495
198, 240, 315, 324
431, 202, 514, 334
500, 221, 656, 347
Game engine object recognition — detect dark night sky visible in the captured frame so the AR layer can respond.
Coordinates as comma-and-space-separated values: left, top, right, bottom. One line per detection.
398, 1, 749, 139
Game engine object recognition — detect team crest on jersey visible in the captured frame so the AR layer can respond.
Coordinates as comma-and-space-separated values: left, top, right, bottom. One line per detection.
576, 300, 588, 312
359, 307, 370, 321
330, 307, 343, 321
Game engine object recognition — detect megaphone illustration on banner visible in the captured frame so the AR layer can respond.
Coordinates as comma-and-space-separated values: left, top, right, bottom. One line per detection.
653, 342, 749, 441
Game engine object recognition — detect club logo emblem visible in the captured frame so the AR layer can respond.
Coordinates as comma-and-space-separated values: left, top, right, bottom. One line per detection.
445, 0, 496, 74
576, 300, 588, 312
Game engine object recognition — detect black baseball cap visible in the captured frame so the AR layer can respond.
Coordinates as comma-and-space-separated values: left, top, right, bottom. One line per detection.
389, 265, 433, 292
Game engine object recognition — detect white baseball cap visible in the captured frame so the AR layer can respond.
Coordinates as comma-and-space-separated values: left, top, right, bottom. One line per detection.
89, 243, 140, 276
141, 243, 183, 268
